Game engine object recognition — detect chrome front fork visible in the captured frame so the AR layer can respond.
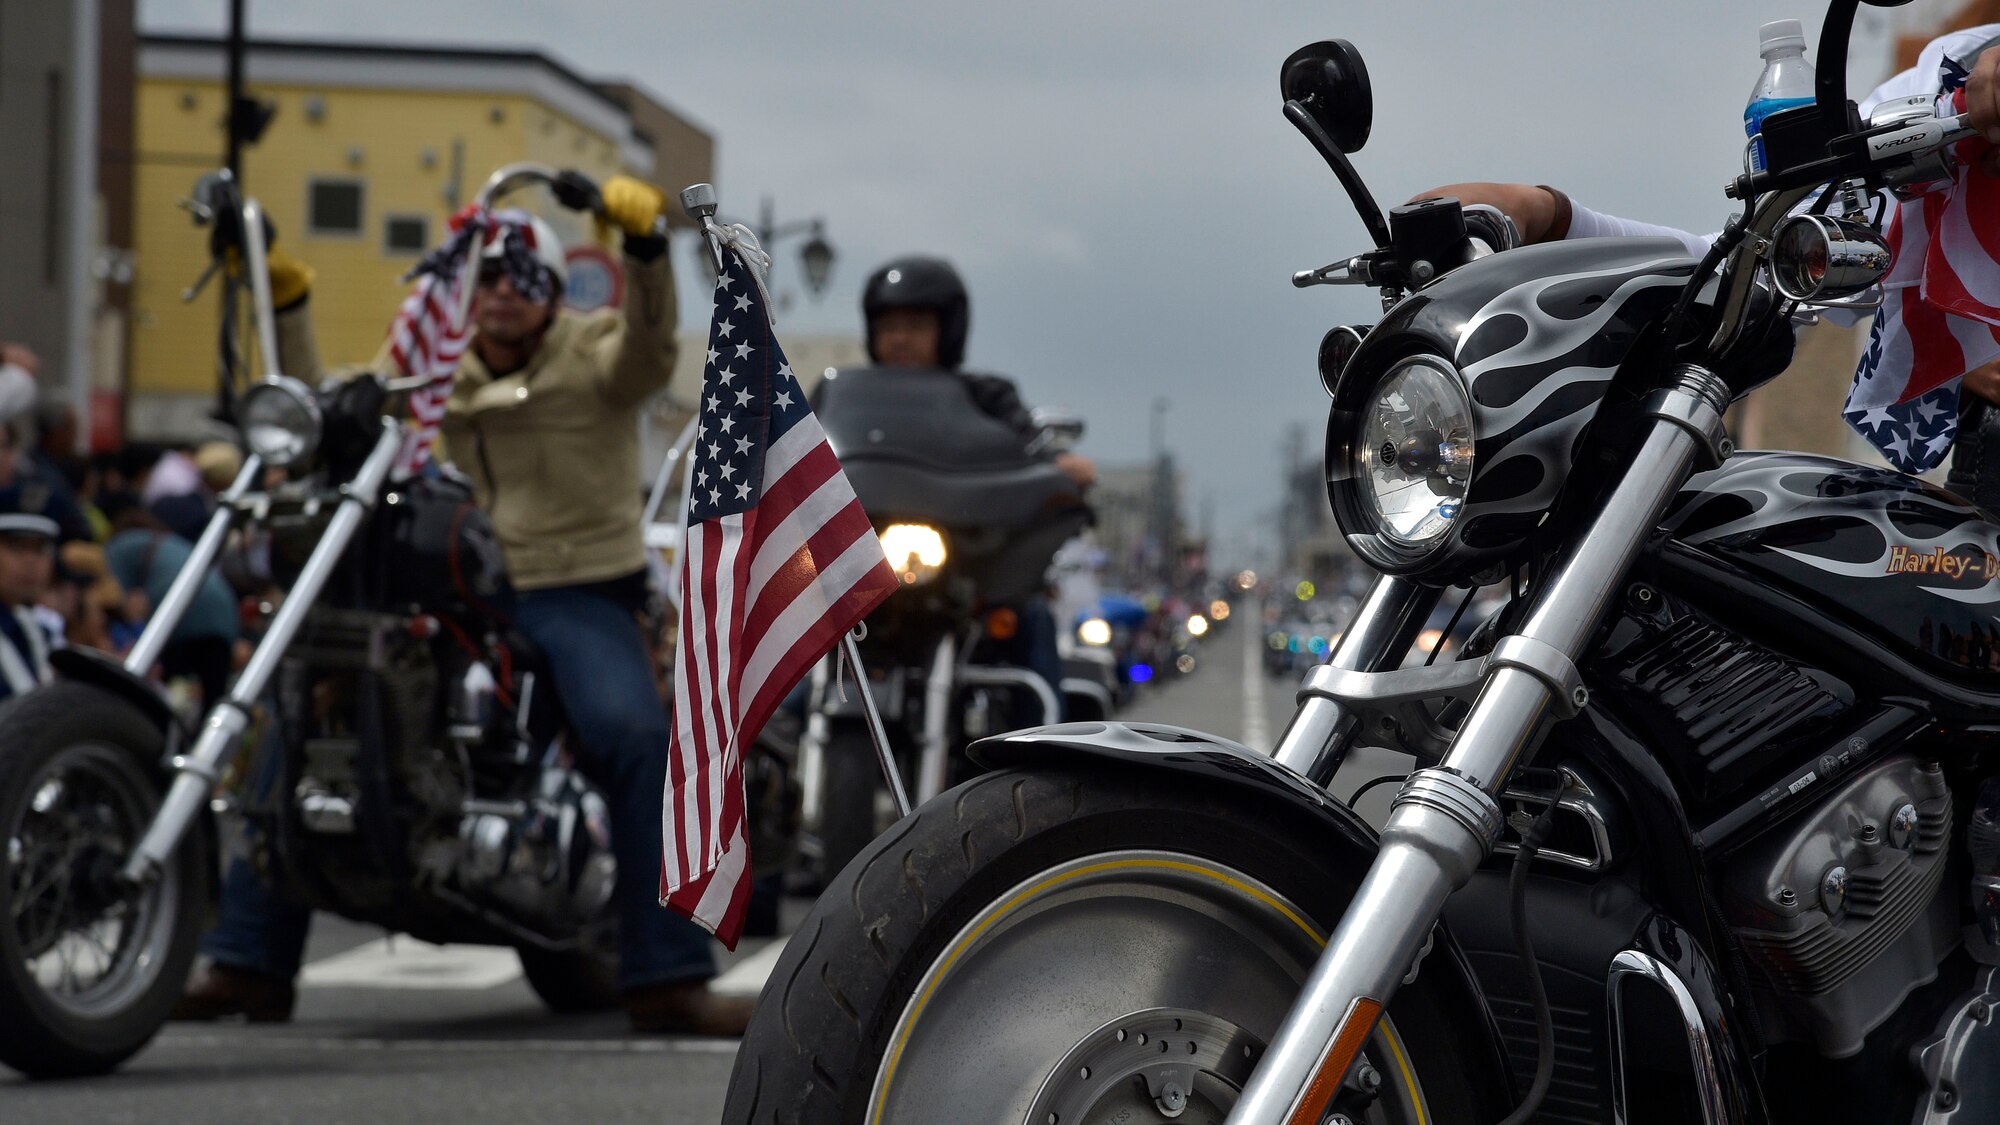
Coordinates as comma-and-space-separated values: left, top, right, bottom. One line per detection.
122, 420, 405, 885
1227, 366, 1731, 1124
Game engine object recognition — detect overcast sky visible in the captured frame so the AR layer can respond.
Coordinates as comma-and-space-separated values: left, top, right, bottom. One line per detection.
141, 0, 1933, 565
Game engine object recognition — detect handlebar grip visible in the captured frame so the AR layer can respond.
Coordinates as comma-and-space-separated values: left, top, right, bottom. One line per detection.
550, 169, 605, 216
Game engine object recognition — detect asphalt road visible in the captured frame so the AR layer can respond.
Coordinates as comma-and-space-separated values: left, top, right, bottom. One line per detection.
5, 617, 1403, 1124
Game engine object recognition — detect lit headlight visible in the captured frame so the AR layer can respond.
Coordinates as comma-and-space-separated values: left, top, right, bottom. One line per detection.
239, 376, 322, 469
1353, 356, 1474, 552
1077, 618, 1112, 646
879, 522, 947, 585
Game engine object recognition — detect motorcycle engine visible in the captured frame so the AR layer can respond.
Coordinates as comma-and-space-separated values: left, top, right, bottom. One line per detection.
452, 765, 616, 932
1716, 754, 1954, 1058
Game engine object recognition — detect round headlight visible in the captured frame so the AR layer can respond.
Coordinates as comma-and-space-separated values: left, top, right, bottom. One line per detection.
1353, 356, 1474, 550
879, 522, 947, 585
1077, 618, 1112, 646
239, 376, 323, 469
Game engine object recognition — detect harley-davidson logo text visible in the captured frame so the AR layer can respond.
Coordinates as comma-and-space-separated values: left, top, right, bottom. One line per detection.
1885, 545, 2000, 580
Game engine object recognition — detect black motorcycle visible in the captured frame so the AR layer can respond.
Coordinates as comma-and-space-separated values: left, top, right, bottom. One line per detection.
726, 4, 2000, 1122
801, 364, 1094, 878
0, 164, 642, 1078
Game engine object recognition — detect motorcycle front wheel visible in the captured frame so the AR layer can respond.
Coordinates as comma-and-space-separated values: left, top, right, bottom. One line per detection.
0, 683, 210, 1078
725, 764, 1508, 1123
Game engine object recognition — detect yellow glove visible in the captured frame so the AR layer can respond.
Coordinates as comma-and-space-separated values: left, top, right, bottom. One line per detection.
602, 175, 666, 238
267, 247, 315, 310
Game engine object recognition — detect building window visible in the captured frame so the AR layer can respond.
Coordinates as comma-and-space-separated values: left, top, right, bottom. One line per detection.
306, 178, 364, 237
383, 214, 429, 256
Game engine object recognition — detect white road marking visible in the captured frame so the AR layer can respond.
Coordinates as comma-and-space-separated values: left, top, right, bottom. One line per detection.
1242, 622, 1270, 753
299, 938, 525, 991
709, 937, 788, 998
157, 1032, 740, 1054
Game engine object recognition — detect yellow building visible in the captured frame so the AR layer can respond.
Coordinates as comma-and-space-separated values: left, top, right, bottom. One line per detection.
130, 36, 713, 440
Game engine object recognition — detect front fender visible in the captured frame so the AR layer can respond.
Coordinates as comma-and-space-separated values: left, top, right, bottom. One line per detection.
970, 720, 1513, 1090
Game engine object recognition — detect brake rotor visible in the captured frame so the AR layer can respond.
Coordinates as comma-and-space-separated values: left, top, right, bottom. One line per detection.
1024, 1007, 1263, 1124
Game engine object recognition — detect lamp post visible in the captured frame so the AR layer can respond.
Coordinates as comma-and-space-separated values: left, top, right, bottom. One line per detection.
691, 195, 836, 300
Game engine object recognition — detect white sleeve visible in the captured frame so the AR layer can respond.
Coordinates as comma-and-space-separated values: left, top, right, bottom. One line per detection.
0, 365, 35, 424
1563, 202, 1718, 258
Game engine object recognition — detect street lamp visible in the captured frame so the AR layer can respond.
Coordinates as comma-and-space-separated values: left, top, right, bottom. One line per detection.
688, 196, 837, 301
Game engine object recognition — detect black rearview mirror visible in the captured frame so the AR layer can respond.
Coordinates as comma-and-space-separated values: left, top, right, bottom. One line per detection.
1281, 40, 1372, 154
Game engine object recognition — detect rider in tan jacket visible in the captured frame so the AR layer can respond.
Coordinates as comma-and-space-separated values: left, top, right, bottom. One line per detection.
440, 223, 676, 589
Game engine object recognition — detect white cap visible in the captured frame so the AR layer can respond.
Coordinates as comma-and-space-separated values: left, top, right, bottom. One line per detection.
1759, 19, 1807, 56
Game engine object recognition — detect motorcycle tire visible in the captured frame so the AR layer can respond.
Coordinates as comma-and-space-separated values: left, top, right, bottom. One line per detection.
724, 764, 1509, 1123
813, 721, 883, 884
0, 683, 211, 1078
517, 916, 621, 1013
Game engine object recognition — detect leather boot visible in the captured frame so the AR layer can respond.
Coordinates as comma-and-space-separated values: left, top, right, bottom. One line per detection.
623, 981, 755, 1035
168, 963, 297, 1023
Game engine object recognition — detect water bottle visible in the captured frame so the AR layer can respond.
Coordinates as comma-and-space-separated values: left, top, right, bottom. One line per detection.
1745, 18, 1817, 172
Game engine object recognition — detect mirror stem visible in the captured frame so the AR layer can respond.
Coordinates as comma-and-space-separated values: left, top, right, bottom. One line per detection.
1284, 100, 1392, 249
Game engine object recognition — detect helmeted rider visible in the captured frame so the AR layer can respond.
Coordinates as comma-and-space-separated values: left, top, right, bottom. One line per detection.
858, 254, 1095, 712
173, 175, 755, 1036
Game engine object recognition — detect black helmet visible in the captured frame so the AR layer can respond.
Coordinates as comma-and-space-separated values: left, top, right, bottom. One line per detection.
863, 255, 970, 369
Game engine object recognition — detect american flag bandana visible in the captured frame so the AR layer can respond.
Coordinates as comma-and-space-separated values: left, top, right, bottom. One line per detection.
660, 241, 898, 948
384, 208, 555, 474
1844, 56, 2000, 474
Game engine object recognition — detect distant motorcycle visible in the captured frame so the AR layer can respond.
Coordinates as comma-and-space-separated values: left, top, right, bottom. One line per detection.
799, 365, 1094, 878
0, 163, 652, 1078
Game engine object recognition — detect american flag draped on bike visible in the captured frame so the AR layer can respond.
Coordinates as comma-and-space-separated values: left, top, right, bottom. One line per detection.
1844, 38, 2000, 473
660, 236, 899, 947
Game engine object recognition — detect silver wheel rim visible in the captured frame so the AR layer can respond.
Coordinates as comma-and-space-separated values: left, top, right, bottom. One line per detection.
866, 848, 1429, 1123
6, 742, 179, 1018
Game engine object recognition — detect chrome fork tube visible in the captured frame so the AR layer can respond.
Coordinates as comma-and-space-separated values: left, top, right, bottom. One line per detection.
122, 454, 262, 676
123, 421, 404, 885
1271, 575, 1437, 784
1226, 366, 1729, 1125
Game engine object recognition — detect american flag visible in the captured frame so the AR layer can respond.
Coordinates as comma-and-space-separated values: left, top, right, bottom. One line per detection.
660, 244, 899, 947
1844, 61, 2000, 473
386, 206, 491, 474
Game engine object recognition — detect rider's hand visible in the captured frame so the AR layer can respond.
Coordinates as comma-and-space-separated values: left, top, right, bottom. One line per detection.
1965, 356, 2000, 406
1409, 183, 1564, 244
1967, 46, 2000, 178
265, 248, 315, 311
602, 175, 667, 238
1055, 452, 1097, 488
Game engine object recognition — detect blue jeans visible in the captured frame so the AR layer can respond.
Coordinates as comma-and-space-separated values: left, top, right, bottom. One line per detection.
203, 580, 716, 991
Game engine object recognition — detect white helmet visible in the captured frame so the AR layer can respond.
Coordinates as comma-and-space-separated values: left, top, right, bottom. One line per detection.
484, 209, 567, 292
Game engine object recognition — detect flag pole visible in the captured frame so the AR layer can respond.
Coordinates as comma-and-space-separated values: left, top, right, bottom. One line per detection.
680, 182, 915, 821
840, 633, 912, 818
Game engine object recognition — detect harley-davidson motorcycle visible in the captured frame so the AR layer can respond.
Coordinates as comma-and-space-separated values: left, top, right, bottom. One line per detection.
0, 163, 642, 1078
799, 364, 1097, 878
726, 3, 2000, 1122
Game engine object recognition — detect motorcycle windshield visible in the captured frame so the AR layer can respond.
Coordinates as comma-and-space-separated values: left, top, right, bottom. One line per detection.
812, 365, 1082, 531
815, 366, 1036, 470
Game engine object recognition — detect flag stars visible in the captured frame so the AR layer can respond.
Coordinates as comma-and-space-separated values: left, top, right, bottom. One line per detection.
774, 390, 793, 409
735, 481, 752, 499
706, 395, 720, 412
707, 441, 721, 460
733, 293, 752, 312
705, 346, 719, 366
734, 388, 753, 407
735, 436, 752, 455
716, 319, 735, 339
719, 462, 736, 481
719, 416, 736, 434
717, 367, 736, 385
734, 342, 753, 360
